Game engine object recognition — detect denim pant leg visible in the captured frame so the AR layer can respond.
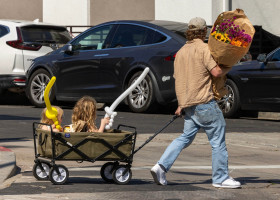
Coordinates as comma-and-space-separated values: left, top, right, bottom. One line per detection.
192, 100, 229, 183
158, 109, 199, 172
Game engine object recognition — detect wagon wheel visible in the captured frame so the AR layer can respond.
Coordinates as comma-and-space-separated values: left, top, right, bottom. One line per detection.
112, 165, 132, 185
100, 162, 117, 183
32, 161, 51, 180
49, 165, 69, 185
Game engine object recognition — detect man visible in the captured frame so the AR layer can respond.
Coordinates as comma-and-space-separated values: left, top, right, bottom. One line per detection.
150, 17, 241, 189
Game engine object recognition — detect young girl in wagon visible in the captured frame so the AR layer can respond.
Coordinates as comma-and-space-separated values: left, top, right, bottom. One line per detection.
65, 96, 110, 132
40, 106, 64, 132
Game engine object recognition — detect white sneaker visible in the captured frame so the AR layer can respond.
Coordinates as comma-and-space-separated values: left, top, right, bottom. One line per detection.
150, 164, 167, 185
212, 177, 241, 188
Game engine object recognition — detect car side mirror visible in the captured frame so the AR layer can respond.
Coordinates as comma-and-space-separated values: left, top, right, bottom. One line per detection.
65, 44, 73, 55
257, 53, 267, 63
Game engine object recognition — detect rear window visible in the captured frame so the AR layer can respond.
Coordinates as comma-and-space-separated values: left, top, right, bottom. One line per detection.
110, 24, 167, 48
20, 26, 72, 44
149, 21, 188, 40
0, 25, 9, 37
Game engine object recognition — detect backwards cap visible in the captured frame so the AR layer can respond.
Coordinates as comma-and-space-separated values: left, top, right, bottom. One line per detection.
188, 17, 207, 30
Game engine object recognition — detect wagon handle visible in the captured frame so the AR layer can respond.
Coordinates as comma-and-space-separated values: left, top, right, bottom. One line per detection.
133, 115, 179, 154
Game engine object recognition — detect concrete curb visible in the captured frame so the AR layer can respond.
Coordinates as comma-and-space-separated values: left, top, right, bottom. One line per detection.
258, 112, 280, 120
0, 146, 16, 188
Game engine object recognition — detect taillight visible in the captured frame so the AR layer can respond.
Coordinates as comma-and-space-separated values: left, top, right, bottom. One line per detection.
13, 78, 26, 86
6, 27, 42, 51
164, 52, 177, 61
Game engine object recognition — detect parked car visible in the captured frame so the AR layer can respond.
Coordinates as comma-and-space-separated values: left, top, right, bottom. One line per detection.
0, 19, 72, 93
26, 20, 189, 112
218, 47, 280, 118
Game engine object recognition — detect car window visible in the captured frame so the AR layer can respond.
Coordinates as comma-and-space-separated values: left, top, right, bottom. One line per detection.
20, 26, 71, 44
111, 24, 167, 48
71, 25, 113, 51
110, 24, 148, 48
0, 25, 9, 38
143, 29, 167, 45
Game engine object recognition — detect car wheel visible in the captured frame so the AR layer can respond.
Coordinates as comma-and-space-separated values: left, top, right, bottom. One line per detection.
27, 69, 54, 107
127, 71, 155, 113
217, 79, 240, 118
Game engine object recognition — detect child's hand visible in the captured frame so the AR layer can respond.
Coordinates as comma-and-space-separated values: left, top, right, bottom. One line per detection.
102, 117, 110, 125
99, 117, 110, 132
51, 124, 63, 132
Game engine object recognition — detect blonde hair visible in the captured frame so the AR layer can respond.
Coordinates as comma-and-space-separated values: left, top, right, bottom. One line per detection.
40, 106, 64, 125
185, 27, 207, 41
72, 96, 97, 131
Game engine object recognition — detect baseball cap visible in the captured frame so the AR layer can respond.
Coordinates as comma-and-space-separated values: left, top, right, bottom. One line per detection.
188, 17, 207, 30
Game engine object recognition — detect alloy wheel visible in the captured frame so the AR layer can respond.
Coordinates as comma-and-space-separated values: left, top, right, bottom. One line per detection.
128, 78, 150, 109
30, 73, 50, 105
217, 84, 234, 114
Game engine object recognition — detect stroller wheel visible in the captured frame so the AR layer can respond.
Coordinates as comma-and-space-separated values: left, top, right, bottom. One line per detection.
100, 162, 115, 183
112, 165, 132, 185
32, 161, 51, 180
49, 165, 69, 185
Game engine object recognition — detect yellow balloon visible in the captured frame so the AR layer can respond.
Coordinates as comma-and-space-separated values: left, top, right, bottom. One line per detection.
44, 76, 62, 131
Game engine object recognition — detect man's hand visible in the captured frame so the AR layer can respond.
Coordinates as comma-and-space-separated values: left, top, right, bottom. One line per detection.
210, 65, 232, 77
175, 106, 182, 116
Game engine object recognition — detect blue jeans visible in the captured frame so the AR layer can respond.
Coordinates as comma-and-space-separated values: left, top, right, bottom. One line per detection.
158, 99, 229, 184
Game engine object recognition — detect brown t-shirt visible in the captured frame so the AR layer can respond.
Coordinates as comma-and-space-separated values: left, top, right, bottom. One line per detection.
174, 39, 217, 108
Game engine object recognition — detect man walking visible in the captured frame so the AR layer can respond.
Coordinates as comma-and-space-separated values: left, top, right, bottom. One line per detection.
150, 17, 241, 189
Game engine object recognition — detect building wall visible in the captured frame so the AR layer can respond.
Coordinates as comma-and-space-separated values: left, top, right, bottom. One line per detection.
232, 0, 280, 36
0, 0, 279, 37
155, 0, 215, 26
43, 0, 89, 26
0, 0, 42, 21
90, 0, 155, 25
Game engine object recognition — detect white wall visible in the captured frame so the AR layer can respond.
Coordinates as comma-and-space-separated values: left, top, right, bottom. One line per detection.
155, 0, 222, 26
232, 0, 280, 36
43, 0, 90, 26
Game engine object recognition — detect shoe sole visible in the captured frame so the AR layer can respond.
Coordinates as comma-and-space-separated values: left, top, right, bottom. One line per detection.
212, 184, 241, 189
150, 170, 162, 185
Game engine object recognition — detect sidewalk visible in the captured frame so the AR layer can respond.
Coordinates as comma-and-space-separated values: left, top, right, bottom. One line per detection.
0, 147, 16, 189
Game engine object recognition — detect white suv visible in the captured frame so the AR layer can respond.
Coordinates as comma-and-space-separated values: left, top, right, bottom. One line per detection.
0, 19, 72, 93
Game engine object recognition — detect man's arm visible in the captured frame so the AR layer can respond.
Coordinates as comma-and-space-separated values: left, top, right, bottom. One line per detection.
210, 65, 232, 77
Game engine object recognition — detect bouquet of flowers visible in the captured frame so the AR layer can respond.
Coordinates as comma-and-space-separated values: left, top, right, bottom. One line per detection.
211, 16, 252, 48
208, 9, 255, 99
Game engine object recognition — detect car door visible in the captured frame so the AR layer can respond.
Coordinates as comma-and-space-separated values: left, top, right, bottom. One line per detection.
240, 49, 280, 108
54, 24, 116, 101
98, 24, 152, 99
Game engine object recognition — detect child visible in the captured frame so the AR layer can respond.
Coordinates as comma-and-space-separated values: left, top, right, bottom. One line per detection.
69, 96, 109, 132
40, 106, 64, 132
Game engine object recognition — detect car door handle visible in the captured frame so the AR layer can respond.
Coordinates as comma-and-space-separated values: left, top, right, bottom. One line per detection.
94, 54, 109, 57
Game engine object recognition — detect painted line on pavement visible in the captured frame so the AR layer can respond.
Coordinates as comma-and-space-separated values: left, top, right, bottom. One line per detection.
69, 165, 280, 171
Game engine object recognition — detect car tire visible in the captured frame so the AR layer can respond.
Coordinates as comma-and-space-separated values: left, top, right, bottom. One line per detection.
217, 79, 241, 118
126, 71, 156, 113
26, 69, 55, 108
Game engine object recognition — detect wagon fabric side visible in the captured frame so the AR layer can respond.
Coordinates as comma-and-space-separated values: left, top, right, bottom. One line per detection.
36, 128, 134, 161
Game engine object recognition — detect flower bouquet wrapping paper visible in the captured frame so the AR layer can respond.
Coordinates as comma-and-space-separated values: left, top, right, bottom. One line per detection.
208, 9, 255, 99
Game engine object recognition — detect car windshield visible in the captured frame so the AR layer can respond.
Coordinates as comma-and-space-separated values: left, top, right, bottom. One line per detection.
20, 26, 72, 44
